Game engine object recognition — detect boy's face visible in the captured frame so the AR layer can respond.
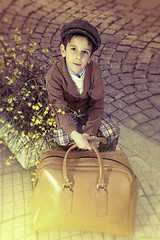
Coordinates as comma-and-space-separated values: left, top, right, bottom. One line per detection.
60, 36, 94, 75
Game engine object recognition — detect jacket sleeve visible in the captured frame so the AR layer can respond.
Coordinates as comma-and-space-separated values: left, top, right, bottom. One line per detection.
83, 65, 105, 136
46, 65, 77, 136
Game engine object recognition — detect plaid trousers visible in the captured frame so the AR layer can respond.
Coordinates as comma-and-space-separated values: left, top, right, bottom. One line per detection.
54, 112, 120, 150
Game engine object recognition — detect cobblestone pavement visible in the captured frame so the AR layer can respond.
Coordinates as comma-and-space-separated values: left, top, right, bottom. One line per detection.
0, 0, 160, 240
0, 0, 160, 144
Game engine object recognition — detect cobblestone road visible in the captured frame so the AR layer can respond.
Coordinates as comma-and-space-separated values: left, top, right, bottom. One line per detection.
0, 0, 160, 145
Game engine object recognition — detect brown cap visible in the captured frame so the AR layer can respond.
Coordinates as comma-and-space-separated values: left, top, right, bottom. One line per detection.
60, 19, 101, 52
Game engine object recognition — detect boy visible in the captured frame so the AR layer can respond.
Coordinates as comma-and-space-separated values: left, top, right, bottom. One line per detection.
46, 19, 119, 150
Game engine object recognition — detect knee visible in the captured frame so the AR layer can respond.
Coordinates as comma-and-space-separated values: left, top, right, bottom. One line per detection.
54, 128, 71, 146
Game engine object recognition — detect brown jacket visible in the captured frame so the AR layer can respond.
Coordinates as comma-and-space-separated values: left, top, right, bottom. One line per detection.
46, 57, 105, 136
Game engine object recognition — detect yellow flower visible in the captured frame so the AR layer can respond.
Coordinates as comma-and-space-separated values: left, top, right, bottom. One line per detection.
43, 111, 48, 116
4, 133, 8, 138
0, 119, 5, 123
6, 107, 13, 111
6, 161, 11, 166
14, 35, 21, 42
31, 116, 35, 122
42, 48, 49, 53
38, 102, 42, 107
51, 112, 55, 117
35, 119, 41, 125
11, 52, 16, 58
21, 132, 25, 137
32, 105, 40, 110
28, 102, 32, 107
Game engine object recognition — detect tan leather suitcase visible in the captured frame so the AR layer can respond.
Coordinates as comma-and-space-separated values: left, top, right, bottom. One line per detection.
32, 141, 138, 237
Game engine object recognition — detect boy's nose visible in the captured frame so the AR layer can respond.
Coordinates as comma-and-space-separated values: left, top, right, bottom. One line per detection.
76, 52, 81, 60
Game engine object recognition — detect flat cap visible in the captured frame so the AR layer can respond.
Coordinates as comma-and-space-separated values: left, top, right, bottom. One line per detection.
60, 19, 101, 52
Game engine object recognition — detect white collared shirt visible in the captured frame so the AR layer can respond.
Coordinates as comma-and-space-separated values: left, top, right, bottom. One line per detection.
67, 67, 85, 94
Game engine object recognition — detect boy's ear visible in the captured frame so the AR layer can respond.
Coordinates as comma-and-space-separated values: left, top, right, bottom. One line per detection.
60, 44, 66, 57
88, 53, 94, 64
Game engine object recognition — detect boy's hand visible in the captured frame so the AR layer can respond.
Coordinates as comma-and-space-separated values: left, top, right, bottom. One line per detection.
71, 131, 94, 150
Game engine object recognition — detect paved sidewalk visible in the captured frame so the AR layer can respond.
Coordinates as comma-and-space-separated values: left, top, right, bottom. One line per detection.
0, 0, 160, 239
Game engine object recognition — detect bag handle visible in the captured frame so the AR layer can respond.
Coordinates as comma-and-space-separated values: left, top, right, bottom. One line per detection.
62, 143, 106, 191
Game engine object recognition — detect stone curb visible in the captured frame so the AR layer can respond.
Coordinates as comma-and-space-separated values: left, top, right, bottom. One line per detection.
119, 123, 160, 170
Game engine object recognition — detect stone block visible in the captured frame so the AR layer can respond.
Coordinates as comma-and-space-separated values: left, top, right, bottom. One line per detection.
135, 91, 152, 99
111, 81, 124, 90
122, 117, 139, 129
118, 73, 134, 85
112, 99, 127, 109
111, 52, 127, 62
111, 109, 128, 121
136, 122, 157, 137
149, 95, 160, 107
104, 104, 116, 114
123, 86, 136, 94
148, 87, 160, 95
122, 94, 139, 104
148, 74, 160, 82
123, 104, 140, 115
135, 84, 148, 91
133, 70, 147, 78
150, 118, 160, 130
143, 108, 160, 119
136, 99, 153, 110
121, 64, 134, 73
131, 112, 149, 124
132, 40, 148, 48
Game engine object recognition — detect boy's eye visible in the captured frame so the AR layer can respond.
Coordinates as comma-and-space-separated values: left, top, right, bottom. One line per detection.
83, 51, 89, 55
71, 47, 76, 51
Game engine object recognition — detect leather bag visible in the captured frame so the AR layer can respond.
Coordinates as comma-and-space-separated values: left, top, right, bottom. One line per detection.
32, 139, 138, 237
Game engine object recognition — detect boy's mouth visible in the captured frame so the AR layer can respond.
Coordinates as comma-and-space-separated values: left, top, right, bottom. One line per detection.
73, 63, 81, 66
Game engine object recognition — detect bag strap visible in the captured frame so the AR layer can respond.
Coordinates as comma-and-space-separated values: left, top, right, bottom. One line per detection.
62, 143, 105, 190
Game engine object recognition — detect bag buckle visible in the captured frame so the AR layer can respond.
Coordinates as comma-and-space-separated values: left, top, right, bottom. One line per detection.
97, 183, 107, 191
63, 182, 73, 191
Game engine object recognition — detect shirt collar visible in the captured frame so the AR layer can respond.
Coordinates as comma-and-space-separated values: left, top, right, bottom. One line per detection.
67, 66, 85, 78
